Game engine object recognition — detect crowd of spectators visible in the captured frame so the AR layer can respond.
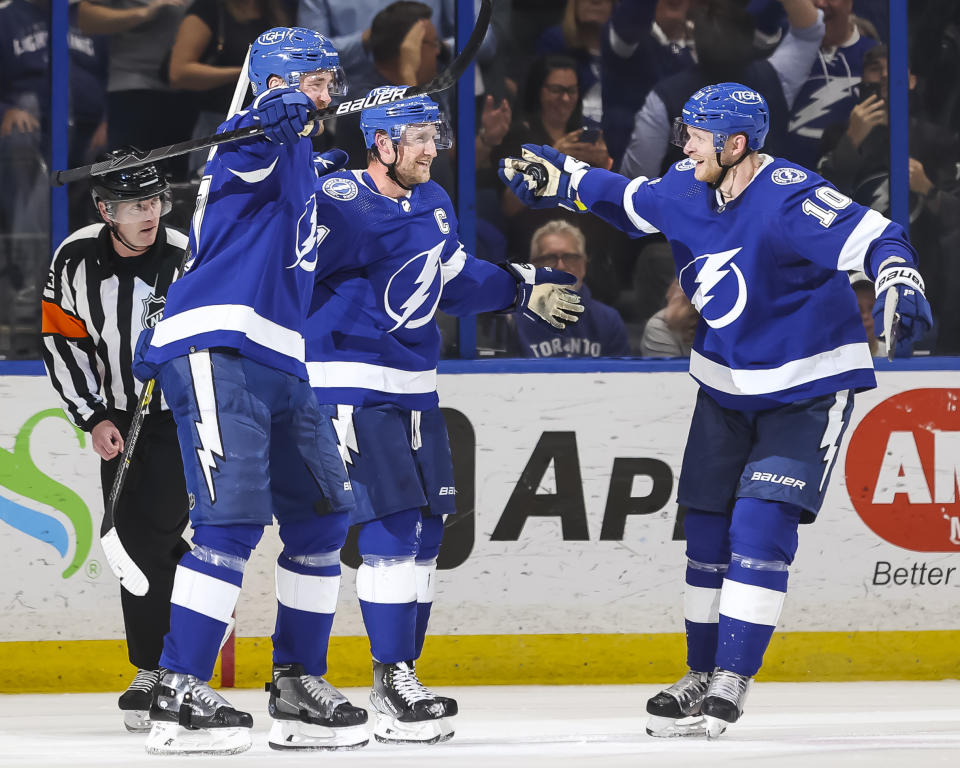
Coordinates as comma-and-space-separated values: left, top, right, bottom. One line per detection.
2, 0, 959, 359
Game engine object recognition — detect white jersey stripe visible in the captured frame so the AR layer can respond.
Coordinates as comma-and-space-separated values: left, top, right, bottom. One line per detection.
689, 342, 873, 397
441, 243, 468, 282
623, 177, 660, 234
836, 208, 890, 271
151, 304, 305, 361
306, 360, 437, 395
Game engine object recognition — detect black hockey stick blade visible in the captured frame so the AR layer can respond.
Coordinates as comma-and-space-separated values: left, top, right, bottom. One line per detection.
51, 0, 493, 186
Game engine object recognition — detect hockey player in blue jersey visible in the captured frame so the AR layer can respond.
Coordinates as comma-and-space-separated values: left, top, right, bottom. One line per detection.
132, 29, 369, 755
500, 82, 933, 739
281, 87, 583, 745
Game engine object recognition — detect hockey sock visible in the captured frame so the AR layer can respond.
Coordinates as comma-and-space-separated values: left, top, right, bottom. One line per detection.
273, 551, 341, 676
413, 514, 445, 659
357, 510, 421, 663
715, 498, 801, 676
683, 508, 730, 672
160, 523, 262, 680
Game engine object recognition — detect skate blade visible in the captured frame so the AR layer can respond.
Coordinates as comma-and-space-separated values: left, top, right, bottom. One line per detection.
145, 721, 252, 755
704, 715, 729, 741
267, 719, 369, 751
645, 714, 708, 738
122, 709, 151, 733
373, 711, 455, 745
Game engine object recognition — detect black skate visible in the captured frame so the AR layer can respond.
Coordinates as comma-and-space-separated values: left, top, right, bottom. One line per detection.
266, 663, 369, 750
702, 668, 752, 740
645, 670, 712, 738
369, 660, 457, 744
118, 668, 160, 733
145, 670, 253, 755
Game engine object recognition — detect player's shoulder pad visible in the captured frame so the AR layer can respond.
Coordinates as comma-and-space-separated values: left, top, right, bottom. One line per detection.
647, 157, 706, 199
316, 170, 364, 208
759, 157, 827, 196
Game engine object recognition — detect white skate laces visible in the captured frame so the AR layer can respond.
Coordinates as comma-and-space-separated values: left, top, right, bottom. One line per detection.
127, 669, 160, 693
390, 662, 436, 705
301, 675, 349, 709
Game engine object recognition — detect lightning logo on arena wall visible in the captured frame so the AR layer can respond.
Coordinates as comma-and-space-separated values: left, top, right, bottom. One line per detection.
0, 410, 92, 580
680, 247, 747, 329
384, 241, 445, 332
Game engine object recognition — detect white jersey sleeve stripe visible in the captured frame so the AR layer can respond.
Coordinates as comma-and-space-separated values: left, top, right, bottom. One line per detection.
623, 177, 660, 234
151, 304, 305, 361
306, 360, 437, 394
441, 243, 467, 282
836, 208, 890, 271
689, 342, 873, 397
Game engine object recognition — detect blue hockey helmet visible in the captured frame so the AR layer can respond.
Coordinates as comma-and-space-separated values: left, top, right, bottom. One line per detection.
360, 88, 453, 151
248, 27, 346, 97
671, 82, 769, 152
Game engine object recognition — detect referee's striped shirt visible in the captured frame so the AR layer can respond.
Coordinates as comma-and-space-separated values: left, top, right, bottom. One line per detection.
41, 223, 188, 431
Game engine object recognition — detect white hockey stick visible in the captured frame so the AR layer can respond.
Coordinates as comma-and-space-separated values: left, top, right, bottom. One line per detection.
100, 52, 253, 596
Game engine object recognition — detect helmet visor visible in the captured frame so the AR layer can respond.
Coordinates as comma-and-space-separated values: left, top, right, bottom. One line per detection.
671, 118, 727, 152
397, 120, 453, 151
103, 191, 173, 224
299, 67, 347, 97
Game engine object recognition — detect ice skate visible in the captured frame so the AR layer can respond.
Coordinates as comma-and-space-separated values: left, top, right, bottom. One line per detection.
118, 668, 160, 733
145, 670, 253, 755
645, 670, 712, 738
369, 660, 457, 744
702, 668, 752, 740
266, 663, 369, 750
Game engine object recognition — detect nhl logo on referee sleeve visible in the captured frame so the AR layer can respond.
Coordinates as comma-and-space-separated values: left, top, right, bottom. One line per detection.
141, 293, 165, 328
771, 167, 807, 185
321, 177, 358, 201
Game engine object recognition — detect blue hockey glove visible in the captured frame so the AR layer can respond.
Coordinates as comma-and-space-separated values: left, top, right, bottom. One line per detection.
871, 261, 933, 359
502, 263, 584, 330
132, 327, 161, 381
312, 148, 349, 177
252, 87, 315, 145
498, 144, 589, 212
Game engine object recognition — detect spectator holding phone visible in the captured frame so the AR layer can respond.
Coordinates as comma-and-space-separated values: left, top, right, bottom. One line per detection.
819, 44, 960, 354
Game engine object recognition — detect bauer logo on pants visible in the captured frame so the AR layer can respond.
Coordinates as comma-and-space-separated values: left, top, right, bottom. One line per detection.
845, 389, 960, 552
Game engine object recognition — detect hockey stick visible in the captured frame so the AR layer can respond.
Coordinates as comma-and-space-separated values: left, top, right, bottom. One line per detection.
884, 286, 901, 361
51, 0, 493, 186
100, 51, 254, 596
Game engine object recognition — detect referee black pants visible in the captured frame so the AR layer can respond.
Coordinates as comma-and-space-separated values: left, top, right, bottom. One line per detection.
100, 410, 190, 671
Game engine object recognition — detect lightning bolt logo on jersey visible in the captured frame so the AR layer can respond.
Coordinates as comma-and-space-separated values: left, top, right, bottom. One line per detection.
576, 153, 920, 409
142, 108, 321, 380
303, 170, 520, 410
384, 241, 444, 331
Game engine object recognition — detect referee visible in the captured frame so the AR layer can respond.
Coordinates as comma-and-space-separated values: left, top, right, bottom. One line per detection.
41, 158, 190, 733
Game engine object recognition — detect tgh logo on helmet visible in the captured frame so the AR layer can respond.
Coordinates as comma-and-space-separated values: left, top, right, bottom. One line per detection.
732, 90, 763, 104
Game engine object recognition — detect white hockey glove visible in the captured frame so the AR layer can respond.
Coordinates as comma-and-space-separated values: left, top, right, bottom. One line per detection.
871, 258, 933, 359
502, 263, 584, 330
499, 144, 589, 212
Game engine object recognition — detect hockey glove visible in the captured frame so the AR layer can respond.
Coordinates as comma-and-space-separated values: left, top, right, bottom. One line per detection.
871, 260, 933, 359
313, 148, 349, 178
503, 263, 584, 330
132, 327, 161, 381
499, 144, 589, 212
252, 87, 317, 145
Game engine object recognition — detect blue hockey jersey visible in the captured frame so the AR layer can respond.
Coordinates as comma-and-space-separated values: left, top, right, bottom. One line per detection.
144, 107, 320, 379
304, 171, 518, 409
577, 155, 919, 409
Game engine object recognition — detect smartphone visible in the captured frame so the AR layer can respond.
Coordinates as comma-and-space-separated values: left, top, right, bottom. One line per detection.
580, 126, 601, 143
858, 81, 883, 103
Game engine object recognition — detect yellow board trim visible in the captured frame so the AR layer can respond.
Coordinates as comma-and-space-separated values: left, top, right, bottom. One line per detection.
3, 631, 959, 693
